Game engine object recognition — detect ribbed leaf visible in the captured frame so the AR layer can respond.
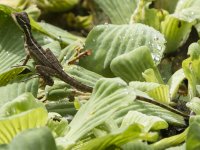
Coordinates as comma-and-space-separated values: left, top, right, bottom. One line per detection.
0, 74, 38, 107
80, 24, 166, 76
130, 81, 170, 104
5, 127, 57, 150
121, 111, 168, 132
47, 112, 69, 137
0, 4, 83, 47
152, 128, 188, 150
174, 0, 200, 22
142, 68, 164, 84
38, 22, 84, 45
94, 0, 138, 24
45, 80, 73, 101
65, 65, 102, 87
122, 141, 153, 150
182, 42, 200, 98
166, 143, 186, 150
195, 22, 200, 37
186, 116, 200, 150
114, 100, 185, 126
111, 46, 162, 82
0, 93, 48, 144
0, 67, 25, 86
147, 85, 170, 104
0, 13, 24, 73
129, 81, 160, 92
186, 97, 200, 115
46, 101, 77, 116
130, 0, 168, 30
168, 69, 186, 99
45, 65, 102, 101
75, 124, 145, 150
59, 41, 83, 64
56, 78, 136, 148
161, 15, 192, 53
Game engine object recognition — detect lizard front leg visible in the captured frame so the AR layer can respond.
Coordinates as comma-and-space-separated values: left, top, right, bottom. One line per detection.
22, 55, 30, 66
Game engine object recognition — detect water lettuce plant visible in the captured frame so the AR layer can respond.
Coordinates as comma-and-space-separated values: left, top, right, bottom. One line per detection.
0, 0, 200, 149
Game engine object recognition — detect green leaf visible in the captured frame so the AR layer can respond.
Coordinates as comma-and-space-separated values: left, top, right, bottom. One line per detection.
186, 121, 200, 150
114, 100, 185, 126
110, 46, 162, 82
64, 65, 102, 88
0, 0, 29, 9
182, 42, 200, 98
142, 68, 163, 84
168, 69, 186, 99
166, 143, 186, 150
45, 65, 102, 101
121, 111, 168, 132
130, 81, 171, 104
152, 128, 188, 150
147, 84, 170, 104
174, 0, 200, 23
161, 15, 192, 53
57, 78, 136, 148
0, 12, 25, 73
94, 0, 138, 24
0, 74, 39, 106
80, 24, 166, 76
59, 41, 83, 64
47, 112, 69, 137
74, 124, 145, 150
4, 127, 57, 150
186, 97, 200, 115
46, 101, 77, 116
34, 0, 78, 12
130, 0, 168, 30
0, 93, 45, 116
129, 81, 160, 92
195, 22, 200, 37
0, 93, 48, 144
122, 141, 153, 150
45, 80, 73, 101
38, 22, 84, 45
0, 67, 25, 86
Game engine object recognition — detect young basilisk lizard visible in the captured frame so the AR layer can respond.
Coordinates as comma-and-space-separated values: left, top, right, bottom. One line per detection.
12, 12, 93, 93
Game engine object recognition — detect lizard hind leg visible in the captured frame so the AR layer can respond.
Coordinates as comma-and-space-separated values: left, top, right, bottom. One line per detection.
35, 65, 54, 86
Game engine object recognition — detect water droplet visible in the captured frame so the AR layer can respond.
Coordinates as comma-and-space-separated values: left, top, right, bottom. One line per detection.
154, 36, 159, 41
44, 37, 54, 43
118, 83, 124, 87
152, 54, 160, 63
156, 45, 162, 51
6, 51, 10, 56
64, 56, 67, 60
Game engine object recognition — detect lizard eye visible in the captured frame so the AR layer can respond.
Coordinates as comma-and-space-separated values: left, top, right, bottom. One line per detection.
12, 12, 31, 31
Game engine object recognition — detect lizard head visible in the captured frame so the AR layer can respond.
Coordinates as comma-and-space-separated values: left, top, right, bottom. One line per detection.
11, 12, 31, 32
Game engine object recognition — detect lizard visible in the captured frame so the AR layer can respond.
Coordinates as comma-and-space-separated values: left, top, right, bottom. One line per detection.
11, 12, 93, 93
